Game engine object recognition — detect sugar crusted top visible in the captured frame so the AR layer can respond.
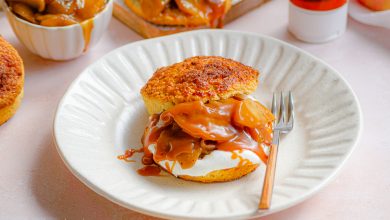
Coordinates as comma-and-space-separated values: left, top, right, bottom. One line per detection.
141, 56, 259, 104
0, 37, 24, 108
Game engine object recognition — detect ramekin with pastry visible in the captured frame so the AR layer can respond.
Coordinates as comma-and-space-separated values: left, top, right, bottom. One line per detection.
0, 36, 24, 125
120, 56, 274, 183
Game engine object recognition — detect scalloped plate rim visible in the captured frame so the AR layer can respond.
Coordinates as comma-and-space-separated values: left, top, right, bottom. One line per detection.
53, 29, 363, 220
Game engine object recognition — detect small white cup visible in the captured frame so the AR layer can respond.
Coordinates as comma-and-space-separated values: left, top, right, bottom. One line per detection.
288, 2, 348, 43
0, 0, 113, 61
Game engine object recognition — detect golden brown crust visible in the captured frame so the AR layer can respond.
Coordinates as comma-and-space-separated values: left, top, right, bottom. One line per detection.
0, 88, 23, 125
0, 36, 24, 109
141, 56, 259, 114
178, 164, 259, 183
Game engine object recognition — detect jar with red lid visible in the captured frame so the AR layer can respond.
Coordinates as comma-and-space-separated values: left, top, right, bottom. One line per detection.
288, 0, 349, 43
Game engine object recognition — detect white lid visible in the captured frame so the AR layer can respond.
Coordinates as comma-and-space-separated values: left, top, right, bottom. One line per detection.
288, 2, 348, 43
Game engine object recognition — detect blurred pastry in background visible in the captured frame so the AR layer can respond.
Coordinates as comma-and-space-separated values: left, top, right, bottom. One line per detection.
6, 0, 108, 27
0, 37, 24, 125
125, 0, 232, 27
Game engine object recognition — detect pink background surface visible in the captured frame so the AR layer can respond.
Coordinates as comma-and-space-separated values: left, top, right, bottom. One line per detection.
1, 0, 390, 219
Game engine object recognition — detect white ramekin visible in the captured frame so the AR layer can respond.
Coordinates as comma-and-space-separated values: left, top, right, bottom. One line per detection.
288, 2, 348, 43
0, 0, 113, 61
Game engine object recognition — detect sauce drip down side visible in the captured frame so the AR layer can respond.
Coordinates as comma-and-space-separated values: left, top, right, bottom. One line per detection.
117, 148, 143, 162
80, 19, 94, 52
117, 147, 162, 176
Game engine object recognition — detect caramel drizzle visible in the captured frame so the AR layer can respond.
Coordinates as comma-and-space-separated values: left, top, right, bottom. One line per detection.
80, 19, 94, 52
117, 147, 162, 176
165, 160, 177, 174
231, 150, 253, 167
117, 148, 143, 162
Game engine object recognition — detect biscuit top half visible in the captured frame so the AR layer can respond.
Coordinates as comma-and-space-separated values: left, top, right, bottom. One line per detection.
141, 56, 259, 114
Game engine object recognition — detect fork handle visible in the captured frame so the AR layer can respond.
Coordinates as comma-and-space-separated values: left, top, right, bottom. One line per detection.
259, 143, 279, 209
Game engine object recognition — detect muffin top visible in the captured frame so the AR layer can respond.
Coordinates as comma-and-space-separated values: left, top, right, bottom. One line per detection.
0, 37, 24, 108
141, 56, 259, 105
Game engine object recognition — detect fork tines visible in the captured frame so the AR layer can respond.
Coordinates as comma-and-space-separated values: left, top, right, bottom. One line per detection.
272, 92, 294, 132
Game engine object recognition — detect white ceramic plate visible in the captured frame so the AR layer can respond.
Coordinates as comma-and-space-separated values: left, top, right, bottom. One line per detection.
54, 30, 362, 219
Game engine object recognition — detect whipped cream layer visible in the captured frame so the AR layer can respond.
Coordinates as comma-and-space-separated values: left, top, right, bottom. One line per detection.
148, 144, 264, 177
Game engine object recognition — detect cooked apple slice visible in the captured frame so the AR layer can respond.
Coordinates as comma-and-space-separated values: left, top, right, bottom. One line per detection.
45, 0, 76, 15
175, 0, 231, 27
233, 99, 275, 129
138, 0, 169, 18
10, 2, 37, 24
125, 0, 209, 26
8, 0, 45, 12
75, 0, 107, 20
35, 14, 77, 26
175, 0, 206, 17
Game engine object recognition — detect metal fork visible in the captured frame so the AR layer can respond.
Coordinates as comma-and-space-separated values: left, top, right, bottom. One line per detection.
259, 91, 294, 209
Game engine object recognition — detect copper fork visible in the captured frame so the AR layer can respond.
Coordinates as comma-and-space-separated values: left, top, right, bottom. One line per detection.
259, 92, 294, 209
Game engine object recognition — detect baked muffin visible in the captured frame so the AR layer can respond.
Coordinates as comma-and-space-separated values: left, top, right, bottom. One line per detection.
0, 36, 24, 125
139, 56, 273, 183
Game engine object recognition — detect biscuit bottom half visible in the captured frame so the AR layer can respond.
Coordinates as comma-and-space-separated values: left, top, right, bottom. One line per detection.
178, 164, 259, 183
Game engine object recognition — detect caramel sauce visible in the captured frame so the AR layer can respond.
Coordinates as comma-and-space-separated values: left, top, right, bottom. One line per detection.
185, 0, 227, 28
139, 0, 166, 18
165, 161, 171, 173
118, 147, 162, 176
137, 165, 161, 176
120, 97, 273, 177
135, 0, 227, 28
206, 0, 226, 28
8, 0, 107, 27
217, 129, 268, 164
231, 150, 253, 167
155, 127, 201, 168
165, 160, 177, 173
161, 99, 239, 141
80, 19, 94, 52
117, 148, 143, 162
142, 98, 274, 170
